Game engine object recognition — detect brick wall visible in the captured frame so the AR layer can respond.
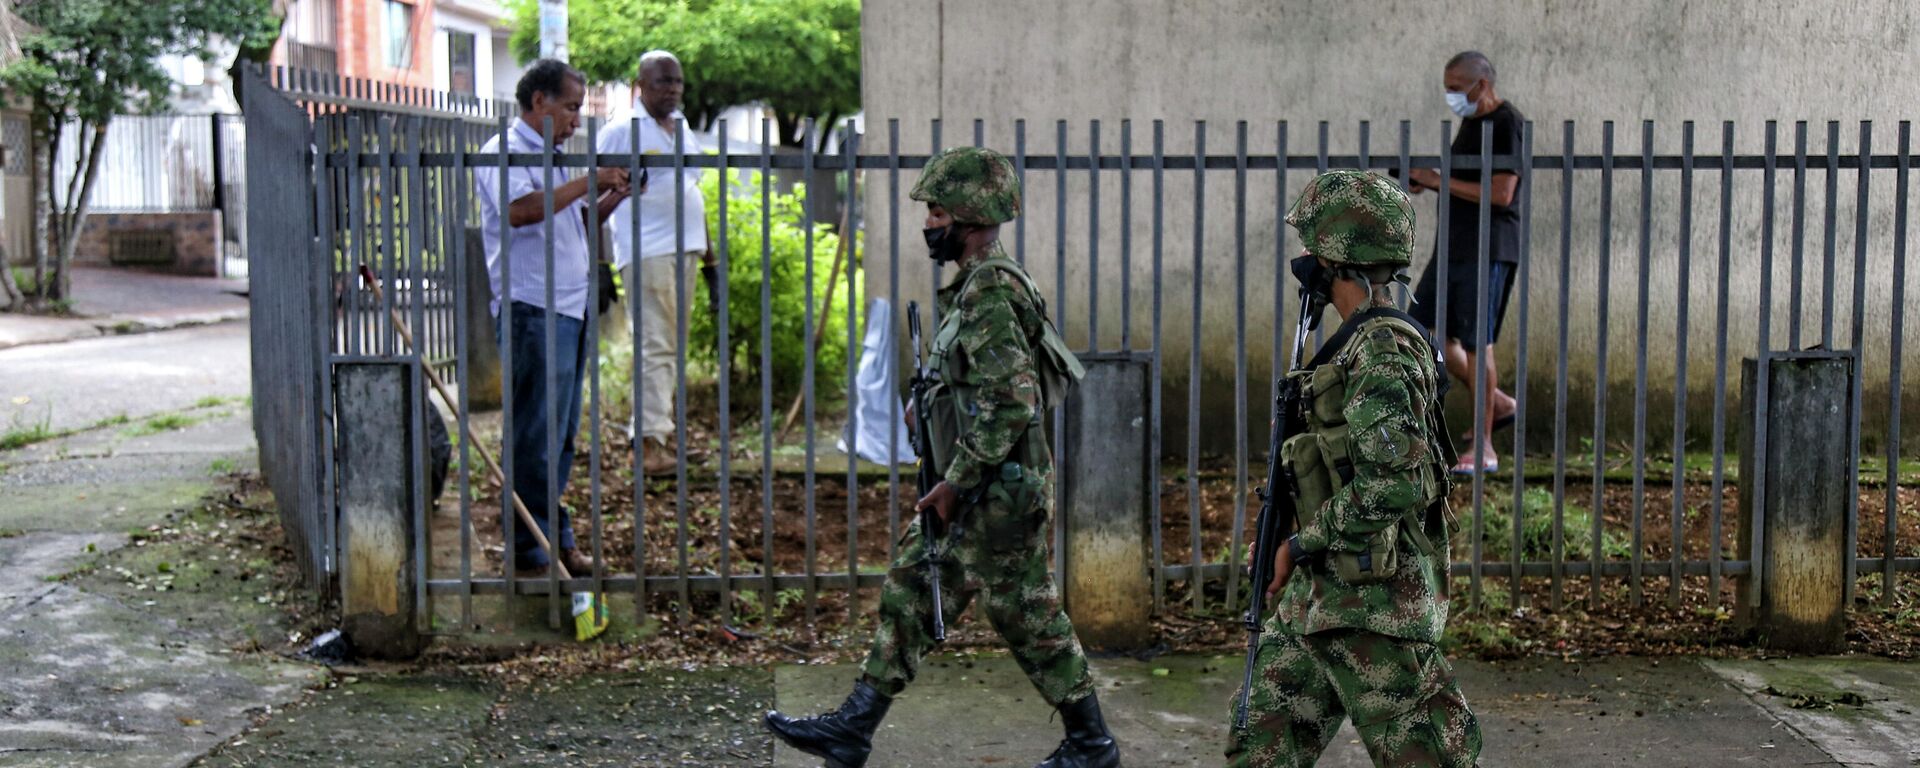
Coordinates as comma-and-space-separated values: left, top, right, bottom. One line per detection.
73, 211, 224, 278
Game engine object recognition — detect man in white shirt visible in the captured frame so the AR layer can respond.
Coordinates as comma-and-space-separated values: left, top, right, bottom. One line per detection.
474, 59, 632, 575
597, 50, 714, 476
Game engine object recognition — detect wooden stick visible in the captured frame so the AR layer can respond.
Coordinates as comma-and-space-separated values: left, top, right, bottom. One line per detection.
775, 179, 858, 443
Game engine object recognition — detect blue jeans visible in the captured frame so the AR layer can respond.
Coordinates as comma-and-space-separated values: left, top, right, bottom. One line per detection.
498, 301, 587, 567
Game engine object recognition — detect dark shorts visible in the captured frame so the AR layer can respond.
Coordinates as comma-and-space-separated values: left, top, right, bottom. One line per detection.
1409, 259, 1515, 348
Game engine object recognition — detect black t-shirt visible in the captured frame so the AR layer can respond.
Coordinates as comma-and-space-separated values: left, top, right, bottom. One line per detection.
1441, 101, 1524, 264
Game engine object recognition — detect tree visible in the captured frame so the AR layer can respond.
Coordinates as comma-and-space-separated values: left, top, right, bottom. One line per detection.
0, 0, 278, 307
506, 0, 859, 150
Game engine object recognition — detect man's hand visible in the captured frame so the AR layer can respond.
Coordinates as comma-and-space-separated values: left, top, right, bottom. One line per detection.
595, 167, 632, 195
1405, 168, 1441, 193
1264, 540, 1296, 599
904, 402, 916, 435
915, 480, 960, 525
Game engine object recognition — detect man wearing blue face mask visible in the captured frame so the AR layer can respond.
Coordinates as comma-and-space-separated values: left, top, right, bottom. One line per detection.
1404, 50, 1524, 475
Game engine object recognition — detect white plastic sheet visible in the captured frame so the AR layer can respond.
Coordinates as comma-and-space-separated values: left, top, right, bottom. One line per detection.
839, 298, 918, 465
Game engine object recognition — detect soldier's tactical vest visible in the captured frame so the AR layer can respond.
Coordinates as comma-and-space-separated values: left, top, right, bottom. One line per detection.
924, 256, 1085, 480
1280, 310, 1453, 585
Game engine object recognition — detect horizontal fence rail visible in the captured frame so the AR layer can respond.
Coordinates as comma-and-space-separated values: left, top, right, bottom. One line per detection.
276, 98, 1919, 635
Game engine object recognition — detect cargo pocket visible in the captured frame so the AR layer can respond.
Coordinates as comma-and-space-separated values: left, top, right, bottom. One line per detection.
981, 465, 1041, 553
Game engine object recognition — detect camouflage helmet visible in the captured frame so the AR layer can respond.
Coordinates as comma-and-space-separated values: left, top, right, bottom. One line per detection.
910, 147, 1022, 225
1285, 169, 1415, 268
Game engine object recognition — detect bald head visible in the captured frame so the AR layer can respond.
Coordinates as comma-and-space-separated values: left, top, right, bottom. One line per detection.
633, 49, 685, 121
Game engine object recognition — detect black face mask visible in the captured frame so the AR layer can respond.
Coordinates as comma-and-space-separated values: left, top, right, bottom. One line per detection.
923, 225, 968, 264
1289, 253, 1335, 329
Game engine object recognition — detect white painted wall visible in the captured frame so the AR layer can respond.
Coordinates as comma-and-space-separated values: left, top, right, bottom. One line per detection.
862, 0, 1920, 453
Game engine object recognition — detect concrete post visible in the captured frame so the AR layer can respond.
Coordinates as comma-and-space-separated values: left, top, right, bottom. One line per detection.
1736, 353, 1854, 654
1061, 354, 1155, 651
462, 228, 502, 411
336, 363, 427, 659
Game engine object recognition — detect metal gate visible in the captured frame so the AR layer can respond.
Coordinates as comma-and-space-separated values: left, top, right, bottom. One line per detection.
248, 64, 1919, 635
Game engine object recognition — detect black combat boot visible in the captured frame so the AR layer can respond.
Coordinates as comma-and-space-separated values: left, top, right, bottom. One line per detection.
1035, 692, 1121, 768
764, 679, 892, 768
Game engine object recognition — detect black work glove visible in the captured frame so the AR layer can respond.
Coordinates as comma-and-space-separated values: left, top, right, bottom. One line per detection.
597, 261, 619, 317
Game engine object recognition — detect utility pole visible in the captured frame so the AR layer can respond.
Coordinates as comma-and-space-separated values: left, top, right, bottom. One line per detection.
538, 0, 568, 61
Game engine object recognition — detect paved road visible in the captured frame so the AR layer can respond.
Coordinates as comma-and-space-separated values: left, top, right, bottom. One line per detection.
0, 321, 251, 435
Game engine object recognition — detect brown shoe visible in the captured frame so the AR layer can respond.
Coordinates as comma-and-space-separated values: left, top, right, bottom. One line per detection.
642, 437, 680, 475
561, 548, 598, 577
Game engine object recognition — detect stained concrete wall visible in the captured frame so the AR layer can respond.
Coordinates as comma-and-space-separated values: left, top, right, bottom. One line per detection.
861, 0, 1920, 458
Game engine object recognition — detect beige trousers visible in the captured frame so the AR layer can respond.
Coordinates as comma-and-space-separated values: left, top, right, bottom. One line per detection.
627, 254, 699, 442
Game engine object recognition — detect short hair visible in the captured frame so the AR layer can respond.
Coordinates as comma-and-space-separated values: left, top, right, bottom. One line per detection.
636, 50, 680, 81
1446, 50, 1495, 84
515, 59, 585, 112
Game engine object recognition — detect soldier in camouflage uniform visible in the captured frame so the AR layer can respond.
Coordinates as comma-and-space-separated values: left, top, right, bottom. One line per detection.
1226, 170, 1483, 768
765, 147, 1120, 768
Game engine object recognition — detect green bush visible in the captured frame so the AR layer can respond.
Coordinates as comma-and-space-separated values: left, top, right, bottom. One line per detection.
687, 170, 862, 405
1460, 486, 1632, 562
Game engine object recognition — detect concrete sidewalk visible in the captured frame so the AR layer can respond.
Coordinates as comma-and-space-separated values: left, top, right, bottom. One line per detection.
774, 652, 1920, 767
0, 267, 248, 350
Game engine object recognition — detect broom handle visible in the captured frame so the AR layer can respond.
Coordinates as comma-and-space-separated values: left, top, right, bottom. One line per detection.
775, 189, 856, 443
360, 266, 575, 582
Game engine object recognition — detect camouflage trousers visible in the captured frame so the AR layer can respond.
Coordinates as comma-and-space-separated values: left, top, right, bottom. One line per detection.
1226, 627, 1481, 768
858, 472, 1094, 707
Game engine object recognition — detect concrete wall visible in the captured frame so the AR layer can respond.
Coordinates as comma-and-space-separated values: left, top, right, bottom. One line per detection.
861, 0, 1920, 458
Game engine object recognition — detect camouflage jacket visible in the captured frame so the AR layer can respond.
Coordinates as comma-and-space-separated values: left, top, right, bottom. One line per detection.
1275, 308, 1452, 642
928, 243, 1049, 493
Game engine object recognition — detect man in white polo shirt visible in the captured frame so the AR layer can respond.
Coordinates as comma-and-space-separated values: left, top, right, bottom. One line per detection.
474, 59, 632, 575
597, 49, 713, 475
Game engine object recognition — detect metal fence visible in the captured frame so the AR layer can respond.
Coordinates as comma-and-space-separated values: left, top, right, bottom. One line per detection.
250, 70, 1919, 634
54, 114, 241, 213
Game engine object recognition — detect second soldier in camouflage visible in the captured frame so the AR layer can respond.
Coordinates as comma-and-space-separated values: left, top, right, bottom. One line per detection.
764, 147, 1121, 768
1227, 170, 1483, 768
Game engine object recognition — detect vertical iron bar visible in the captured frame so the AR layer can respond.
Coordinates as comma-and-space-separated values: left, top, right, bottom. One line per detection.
888, 119, 902, 564
1822, 121, 1839, 349
496, 115, 516, 623
1887, 122, 1909, 607
1016, 119, 1027, 267
1752, 122, 1778, 609
760, 119, 777, 611
1791, 121, 1807, 349
802, 119, 818, 631
1227, 120, 1248, 613
1150, 120, 1166, 611
1709, 121, 1734, 605
453, 121, 474, 627
1670, 121, 1693, 607
629, 115, 648, 619
1188, 120, 1205, 610
843, 123, 859, 614
1358, 120, 1370, 170
1437, 121, 1452, 375
674, 119, 693, 627
930, 119, 943, 311
1089, 120, 1101, 352
405, 120, 431, 632
584, 121, 606, 627
541, 116, 562, 629
1469, 126, 1489, 610
1121, 120, 1133, 350
973, 118, 983, 148
1552, 121, 1573, 610
1630, 120, 1651, 608
1591, 121, 1614, 610
1510, 121, 1534, 602
1846, 121, 1870, 607
1056, 119, 1070, 587
718, 121, 734, 625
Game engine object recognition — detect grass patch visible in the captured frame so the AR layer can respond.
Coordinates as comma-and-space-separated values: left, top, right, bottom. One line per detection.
91, 413, 131, 429
1461, 486, 1632, 562
0, 419, 58, 450
0, 528, 24, 539
193, 395, 244, 409
123, 412, 199, 437
208, 458, 236, 476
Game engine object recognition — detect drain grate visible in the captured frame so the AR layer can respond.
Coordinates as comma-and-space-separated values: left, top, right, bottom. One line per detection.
109, 229, 177, 266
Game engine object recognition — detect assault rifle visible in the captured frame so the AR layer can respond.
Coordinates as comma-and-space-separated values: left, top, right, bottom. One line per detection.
1234, 287, 1328, 729
905, 302, 947, 643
